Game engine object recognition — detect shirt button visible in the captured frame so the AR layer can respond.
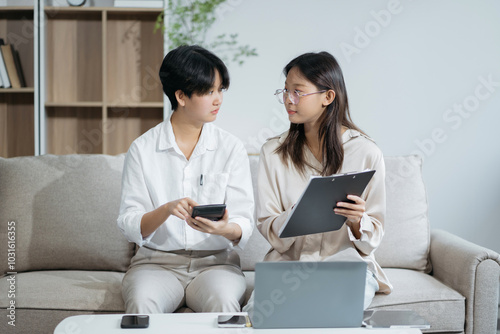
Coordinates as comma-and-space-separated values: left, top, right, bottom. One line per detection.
183, 180, 190, 197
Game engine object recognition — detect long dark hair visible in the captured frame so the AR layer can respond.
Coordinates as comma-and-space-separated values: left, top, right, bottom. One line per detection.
275, 51, 365, 176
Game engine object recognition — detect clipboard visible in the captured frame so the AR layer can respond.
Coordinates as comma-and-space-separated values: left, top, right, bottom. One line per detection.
278, 169, 376, 238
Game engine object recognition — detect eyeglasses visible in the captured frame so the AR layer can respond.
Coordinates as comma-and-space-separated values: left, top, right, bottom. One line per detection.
274, 88, 327, 105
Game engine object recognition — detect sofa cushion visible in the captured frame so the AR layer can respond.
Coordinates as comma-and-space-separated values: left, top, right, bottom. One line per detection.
236, 154, 270, 271
375, 155, 432, 272
0, 154, 135, 273
0, 271, 125, 312
370, 268, 465, 333
237, 230, 269, 271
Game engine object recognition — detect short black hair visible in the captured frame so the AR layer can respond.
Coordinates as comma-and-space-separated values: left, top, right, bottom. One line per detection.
159, 45, 230, 110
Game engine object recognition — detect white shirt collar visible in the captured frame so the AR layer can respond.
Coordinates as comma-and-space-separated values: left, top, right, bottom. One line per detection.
158, 115, 218, 152
342, 128, 361, 143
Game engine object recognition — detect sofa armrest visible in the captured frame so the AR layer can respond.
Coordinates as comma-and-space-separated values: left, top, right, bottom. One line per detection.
430, 229, 500, 334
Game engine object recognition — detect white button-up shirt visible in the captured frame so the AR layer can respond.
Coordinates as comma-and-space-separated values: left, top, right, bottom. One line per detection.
117, 117, 254, 251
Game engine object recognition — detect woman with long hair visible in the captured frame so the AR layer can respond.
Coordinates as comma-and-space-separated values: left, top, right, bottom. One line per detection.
246, 51, 392, 313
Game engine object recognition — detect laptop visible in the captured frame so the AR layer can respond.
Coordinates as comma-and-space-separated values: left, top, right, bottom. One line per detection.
249, 261, 367, 329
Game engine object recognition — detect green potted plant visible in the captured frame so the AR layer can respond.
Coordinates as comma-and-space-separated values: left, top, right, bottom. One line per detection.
155, 0, 257, 65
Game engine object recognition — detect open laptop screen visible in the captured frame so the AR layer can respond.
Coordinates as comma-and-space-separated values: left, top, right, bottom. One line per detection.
251, 261, 367, 329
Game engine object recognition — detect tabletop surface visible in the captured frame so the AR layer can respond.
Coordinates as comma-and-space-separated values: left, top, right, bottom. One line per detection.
54, 313, 422, 334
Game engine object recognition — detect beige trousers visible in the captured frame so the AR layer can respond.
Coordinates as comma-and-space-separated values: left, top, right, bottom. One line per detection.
122, 247, 246, 314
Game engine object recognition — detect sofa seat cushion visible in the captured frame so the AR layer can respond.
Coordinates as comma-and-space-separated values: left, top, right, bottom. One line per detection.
0, 271, 125, 312
369, 268, 465, 333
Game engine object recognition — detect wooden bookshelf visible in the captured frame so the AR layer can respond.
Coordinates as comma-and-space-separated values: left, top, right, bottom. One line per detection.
46, 106, 102, 154
0, 88, 34, 93
42, 6, 165, 155
0, 8, 35, 157
106, 107, 163, 155
45, 11, 103, 104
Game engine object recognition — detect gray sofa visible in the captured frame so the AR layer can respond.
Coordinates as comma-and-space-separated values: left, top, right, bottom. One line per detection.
0, 154, 499, 334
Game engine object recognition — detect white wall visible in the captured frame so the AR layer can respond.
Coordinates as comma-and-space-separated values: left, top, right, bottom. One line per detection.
207, 0, 500, 253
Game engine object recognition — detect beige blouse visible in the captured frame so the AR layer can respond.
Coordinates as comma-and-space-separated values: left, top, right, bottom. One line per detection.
257, 129, 392, 294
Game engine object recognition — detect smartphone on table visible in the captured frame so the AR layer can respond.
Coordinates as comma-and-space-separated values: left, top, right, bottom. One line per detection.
120, 315, 149, 329
217, 315, 248, 328
191, 204, 226, 221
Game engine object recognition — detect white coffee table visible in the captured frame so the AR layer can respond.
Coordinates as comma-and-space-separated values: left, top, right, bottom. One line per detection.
54, 313, 422, 334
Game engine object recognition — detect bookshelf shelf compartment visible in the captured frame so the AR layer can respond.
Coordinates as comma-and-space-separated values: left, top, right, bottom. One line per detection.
42, 5, 165, 155
0, 7, 34, 11
46, 106, 103, 155
45, 11, 103, 104
45, 101, 103, 107
0, 3, 166, 157
0, 7, 35, 157
0, 93, 35, 157
0, 87, 35, 93
45, 7, 163, 14
106, 12, 163, 105
105, 107, 163, 155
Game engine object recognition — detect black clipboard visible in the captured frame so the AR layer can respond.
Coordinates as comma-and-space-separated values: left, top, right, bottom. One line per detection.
278, 170, 376, 238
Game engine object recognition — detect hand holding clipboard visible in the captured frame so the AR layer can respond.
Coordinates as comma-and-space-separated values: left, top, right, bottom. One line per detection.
278, 170, 376, 238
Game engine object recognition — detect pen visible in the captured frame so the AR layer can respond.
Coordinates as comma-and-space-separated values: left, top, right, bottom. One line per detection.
200, 174, 203, 186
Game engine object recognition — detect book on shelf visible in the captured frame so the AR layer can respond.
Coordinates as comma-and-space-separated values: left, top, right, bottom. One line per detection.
0, 44, 22, 88
114, 0, 164, 8
0, 38, 9, 88
12, 49, 26, 88
0, 39, 3, 88
0, 46, 11, 88
0, 43, 27, 89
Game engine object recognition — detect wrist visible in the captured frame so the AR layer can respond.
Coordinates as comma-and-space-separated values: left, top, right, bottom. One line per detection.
347, 219, 362, 239
162, 202, 172, 220
221, 222, 242, 242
